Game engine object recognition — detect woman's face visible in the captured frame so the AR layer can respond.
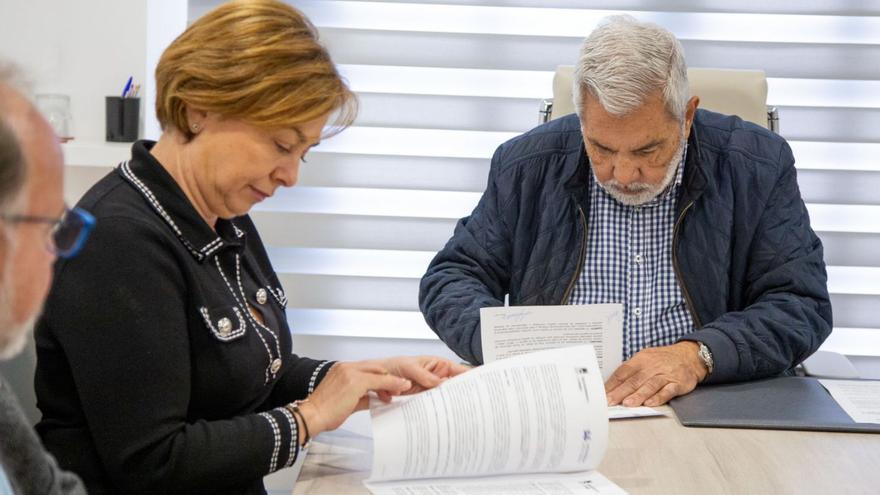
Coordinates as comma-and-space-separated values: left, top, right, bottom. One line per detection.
184, 112, 328, 220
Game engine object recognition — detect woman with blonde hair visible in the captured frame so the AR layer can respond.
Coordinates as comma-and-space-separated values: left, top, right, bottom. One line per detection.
33, 1, 466, 493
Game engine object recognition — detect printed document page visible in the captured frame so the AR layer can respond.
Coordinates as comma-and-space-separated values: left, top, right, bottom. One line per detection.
364, 471, 627, 494
366, 346, 616, 492
819, 379, 880, 424
480, 304, 623, 380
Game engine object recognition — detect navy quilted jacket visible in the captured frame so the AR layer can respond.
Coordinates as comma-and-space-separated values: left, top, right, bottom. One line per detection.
419, 110, 832, 384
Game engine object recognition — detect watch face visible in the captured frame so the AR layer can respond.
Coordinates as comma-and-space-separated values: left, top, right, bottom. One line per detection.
698, 343, 714, 373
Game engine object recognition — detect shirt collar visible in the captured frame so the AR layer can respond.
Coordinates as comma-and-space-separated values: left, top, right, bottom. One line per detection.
117, 140, 246, 262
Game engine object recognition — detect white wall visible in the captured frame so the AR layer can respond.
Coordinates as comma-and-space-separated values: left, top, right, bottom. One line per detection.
0, 0, 147, 142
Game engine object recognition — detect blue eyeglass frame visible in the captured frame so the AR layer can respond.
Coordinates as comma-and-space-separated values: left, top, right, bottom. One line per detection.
0, 207, 95, 259
54, 207, 96, 258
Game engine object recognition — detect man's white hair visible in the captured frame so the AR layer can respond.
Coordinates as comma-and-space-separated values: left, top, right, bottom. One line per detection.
0, 63, 28, 214
574, 15, 689, 121
0, 63, 31, 359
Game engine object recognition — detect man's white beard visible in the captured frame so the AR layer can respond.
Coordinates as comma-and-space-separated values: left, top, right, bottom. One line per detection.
0, 313, 35, 360
0, 255, 37, 361
597, 139, 686, 206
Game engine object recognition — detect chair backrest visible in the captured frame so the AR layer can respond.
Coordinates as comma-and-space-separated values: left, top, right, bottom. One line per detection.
549, 66, 772, 130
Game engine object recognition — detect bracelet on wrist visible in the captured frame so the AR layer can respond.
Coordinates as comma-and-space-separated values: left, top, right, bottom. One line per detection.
286, 400, 312, 449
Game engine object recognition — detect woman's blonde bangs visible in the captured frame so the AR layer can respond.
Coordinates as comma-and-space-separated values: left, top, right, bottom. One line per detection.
155, 0, 357, 138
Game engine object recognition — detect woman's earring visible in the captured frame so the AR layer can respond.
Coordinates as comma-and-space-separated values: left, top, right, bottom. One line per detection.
191, 123, 201, 133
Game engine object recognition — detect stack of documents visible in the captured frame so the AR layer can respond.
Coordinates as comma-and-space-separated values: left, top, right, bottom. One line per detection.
365, 345, 628, 494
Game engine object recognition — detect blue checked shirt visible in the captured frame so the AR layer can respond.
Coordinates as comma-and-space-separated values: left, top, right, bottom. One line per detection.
568, 151, 695, 360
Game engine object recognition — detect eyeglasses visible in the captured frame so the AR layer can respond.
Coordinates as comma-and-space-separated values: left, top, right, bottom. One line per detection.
0, 207, 95, 259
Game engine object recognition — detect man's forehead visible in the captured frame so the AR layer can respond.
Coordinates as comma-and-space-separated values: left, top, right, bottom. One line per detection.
582, 105, 679, 150
583, 125, 671, 151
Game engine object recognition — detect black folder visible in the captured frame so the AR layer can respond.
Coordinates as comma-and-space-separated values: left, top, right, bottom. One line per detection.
669, 376, 880, 433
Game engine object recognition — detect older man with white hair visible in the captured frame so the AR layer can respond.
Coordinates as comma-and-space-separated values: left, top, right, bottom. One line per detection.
0, 69, 90, 494
420, 15, 831, 407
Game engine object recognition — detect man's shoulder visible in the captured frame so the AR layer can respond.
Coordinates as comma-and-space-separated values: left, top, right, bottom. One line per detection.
0, 378, 87, 495
0, 375, 26, 419
694, 109, 791, 172
0, 376, 36, 460
492, 114, 583, 174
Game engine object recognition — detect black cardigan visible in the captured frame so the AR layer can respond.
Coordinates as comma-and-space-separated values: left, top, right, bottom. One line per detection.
34, 141, 332, 495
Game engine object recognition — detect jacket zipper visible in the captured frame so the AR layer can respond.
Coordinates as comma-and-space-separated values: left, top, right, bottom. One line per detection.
672, 201, 702, 328
560, 204, 588, 304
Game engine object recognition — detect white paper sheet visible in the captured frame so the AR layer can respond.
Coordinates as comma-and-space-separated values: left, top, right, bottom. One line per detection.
367, 346, 609, 484
480, 304, 623, 381
364, 470, 628, 494
819, 379, 880, 424
607, 405, 664, 420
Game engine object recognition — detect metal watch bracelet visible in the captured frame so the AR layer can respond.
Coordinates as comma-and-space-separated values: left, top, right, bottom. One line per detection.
697, 342, 714, 376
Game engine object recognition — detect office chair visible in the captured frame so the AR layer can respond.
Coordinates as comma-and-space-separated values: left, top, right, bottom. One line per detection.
540, 66, 780, 133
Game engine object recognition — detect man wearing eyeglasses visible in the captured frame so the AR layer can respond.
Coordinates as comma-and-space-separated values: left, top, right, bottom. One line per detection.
0, 72, 89, 494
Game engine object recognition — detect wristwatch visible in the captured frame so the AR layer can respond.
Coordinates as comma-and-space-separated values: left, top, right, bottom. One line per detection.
697, 342, 714, 377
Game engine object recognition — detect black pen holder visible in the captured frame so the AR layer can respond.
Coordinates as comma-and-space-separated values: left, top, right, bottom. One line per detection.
105, 97, 139, 142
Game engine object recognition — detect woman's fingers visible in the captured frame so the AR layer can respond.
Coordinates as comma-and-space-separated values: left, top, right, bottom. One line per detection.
400, 361, 443, 389
421, 357, 471, 378
352, 361, 393, 375
384, 356, 473, 388
445, 361, 471, 377
369, 372, 412, 393
307, 356, 473, 434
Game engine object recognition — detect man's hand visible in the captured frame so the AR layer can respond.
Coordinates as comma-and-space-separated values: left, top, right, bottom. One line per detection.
605, 341, 708, 407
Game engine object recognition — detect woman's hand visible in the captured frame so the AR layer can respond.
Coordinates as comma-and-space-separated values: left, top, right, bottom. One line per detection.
300, 361, 409, 435
299, 356, 471, 437
377, 356, 471, 400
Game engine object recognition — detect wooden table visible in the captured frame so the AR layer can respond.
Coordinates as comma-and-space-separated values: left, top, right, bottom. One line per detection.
292, 407, 880, 494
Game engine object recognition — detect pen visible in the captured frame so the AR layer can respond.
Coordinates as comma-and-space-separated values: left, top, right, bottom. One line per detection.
121, 76, 133, 98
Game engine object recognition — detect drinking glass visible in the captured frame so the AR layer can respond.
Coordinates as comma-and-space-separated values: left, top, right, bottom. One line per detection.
35, 93, 74, 143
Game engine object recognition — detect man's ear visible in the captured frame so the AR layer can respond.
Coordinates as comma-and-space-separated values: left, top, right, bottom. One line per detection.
683, 96, 700, 140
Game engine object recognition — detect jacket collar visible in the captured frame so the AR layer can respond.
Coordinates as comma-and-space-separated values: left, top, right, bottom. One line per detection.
563, 142, 590, 204
117, 140, 246, 262
676, 115, 709, 215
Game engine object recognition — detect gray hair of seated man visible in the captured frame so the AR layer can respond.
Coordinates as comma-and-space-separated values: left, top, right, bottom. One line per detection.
573, 14, 690, 122
0, 65, 27, 213
0, 69, 27, 358
0, 116, 25, 216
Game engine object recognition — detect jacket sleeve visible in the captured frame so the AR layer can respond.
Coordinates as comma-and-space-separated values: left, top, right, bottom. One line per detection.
0, 380, 86, 495
419, 145, 514, 364
42, 217, 302, 494
680, 142, 833, 384
261, 358, 335, 409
